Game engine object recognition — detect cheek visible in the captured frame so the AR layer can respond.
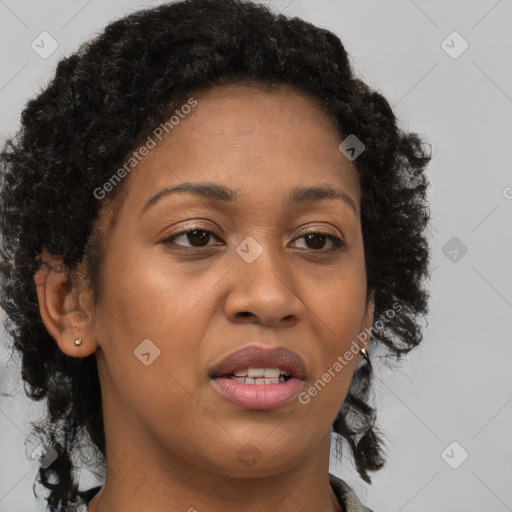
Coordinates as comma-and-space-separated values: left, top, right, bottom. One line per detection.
300, 272, 365, 418
95, 240, 226, 382
301, 254, 367, 407
92, 248, 210, 428
308, 253, 367, 338
98, 235, 204, 334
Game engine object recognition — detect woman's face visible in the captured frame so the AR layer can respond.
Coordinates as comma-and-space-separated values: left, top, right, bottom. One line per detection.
89, 83, 373, 477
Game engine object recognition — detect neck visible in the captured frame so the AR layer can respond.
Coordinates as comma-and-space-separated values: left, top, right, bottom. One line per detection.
88, 430, 343, 512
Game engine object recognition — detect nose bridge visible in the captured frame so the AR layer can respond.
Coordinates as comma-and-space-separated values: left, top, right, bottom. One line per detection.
235, 223, 287, 285
225, 230, 304, 323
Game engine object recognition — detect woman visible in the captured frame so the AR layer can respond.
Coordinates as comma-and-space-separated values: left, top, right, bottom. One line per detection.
0, 0, 432, 510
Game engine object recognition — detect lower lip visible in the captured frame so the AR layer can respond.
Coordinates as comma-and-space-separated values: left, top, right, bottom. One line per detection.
211, 377, 305, 410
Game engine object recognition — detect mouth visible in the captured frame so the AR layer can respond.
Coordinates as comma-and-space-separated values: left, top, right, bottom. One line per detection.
218, 367, 294, 385
209, 345, 306, 410
209, 345, 306, 381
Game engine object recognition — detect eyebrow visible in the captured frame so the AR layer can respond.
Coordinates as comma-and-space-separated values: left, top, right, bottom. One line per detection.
140, 181, 358, 217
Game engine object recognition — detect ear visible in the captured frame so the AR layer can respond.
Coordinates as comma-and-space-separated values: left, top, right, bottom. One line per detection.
359, 291, 375, 352
34, 250, 98, 358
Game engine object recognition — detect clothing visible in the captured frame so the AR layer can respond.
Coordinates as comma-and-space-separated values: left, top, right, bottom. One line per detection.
48, 473, 374, 511
329, 474, 375, 512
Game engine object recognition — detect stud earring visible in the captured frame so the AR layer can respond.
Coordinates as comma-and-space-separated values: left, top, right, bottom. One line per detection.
360, 347, 369, 360
74, 338, 83, 346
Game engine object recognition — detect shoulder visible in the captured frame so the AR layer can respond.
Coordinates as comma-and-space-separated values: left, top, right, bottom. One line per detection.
329, 473, 376, 512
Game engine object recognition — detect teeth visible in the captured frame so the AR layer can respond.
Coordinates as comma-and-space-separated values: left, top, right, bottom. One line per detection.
234, 367, 289, 378
229, 376, 283, 385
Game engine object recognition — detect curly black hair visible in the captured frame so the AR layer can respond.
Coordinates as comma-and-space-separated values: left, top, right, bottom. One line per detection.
0, 0, 432, 508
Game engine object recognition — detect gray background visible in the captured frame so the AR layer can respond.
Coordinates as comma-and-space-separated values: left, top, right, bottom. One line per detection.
1, 1, 511, 511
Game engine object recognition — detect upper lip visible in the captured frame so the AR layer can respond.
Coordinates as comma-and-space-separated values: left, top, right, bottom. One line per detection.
209, 345, 306, 380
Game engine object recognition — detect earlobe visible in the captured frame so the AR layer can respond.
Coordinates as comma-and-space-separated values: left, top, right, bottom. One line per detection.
34, 251, 97, 357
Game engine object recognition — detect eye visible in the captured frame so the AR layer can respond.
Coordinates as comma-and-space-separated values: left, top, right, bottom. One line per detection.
290, 230, 346, 251
162, 225, 221, 248
163, 225, 345, 252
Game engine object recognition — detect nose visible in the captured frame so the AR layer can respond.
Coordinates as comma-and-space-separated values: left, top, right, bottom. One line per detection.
223, 240, 305, 326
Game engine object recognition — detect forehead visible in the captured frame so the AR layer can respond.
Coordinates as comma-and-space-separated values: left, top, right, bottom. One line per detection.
110, 83, 361, 221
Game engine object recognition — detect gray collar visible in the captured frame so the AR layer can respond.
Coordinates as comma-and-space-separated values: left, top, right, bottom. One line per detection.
329, 473, 374, 512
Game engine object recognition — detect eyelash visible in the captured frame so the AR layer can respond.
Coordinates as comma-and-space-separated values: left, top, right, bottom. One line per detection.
162, 224, 346, 252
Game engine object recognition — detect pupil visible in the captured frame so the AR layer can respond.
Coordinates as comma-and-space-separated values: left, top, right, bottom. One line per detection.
188, 229, 209, 247
306, 233, 325, 250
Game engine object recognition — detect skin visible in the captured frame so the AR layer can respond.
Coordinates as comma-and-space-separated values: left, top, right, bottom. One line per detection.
35, 83, 374, 512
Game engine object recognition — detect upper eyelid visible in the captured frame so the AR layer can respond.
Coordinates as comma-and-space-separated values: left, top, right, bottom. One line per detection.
165, 222, 342, 238
164, 225, 345, 246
